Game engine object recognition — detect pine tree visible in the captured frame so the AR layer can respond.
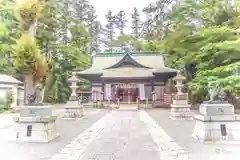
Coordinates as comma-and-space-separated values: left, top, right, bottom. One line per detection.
86, 5, 102, 54
105, 10, 115, 41
115, 10, 127, 35
57, 0, 71, 44
90, 20, 102, 53
142, 0, 173, 40
72, 0, 90, 25
131, 7, 141, 38
142, 16, 153, 42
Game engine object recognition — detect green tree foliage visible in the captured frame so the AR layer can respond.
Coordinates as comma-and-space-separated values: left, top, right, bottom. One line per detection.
115, 10, 127, 35
41, 0, 91, 103
104, 10, 115, 49
151, 0, 240, 106
131, 7, 141, 38
0, 0, 93, 103
0, 22, 12, 73
78, 78, 90, 90
142, 0, 172, 40
108, 35, 143, 51
5, 89, 14, 109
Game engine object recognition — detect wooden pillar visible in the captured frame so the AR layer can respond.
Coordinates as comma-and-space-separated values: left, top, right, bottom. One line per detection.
151, 80, 154, 91
101, 79, 105, 101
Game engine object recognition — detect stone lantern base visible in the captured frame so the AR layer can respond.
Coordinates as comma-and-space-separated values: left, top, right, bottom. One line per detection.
63, 101, 84, 120
170, 99, 193, 120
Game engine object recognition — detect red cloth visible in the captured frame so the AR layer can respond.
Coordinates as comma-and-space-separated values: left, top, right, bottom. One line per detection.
137, 96, 141, 104
114, 95, 117, 104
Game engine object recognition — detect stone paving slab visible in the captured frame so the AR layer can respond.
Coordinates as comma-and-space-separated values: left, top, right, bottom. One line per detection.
139, 110, 190, 160
51, 110, 161, 160
0, 108, 107, 160
80, 111, 160, 160
146, 109, 240, 160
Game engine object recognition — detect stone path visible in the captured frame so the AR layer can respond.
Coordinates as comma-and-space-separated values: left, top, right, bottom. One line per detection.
51, 110, 190, 160
80, 111, 159, 160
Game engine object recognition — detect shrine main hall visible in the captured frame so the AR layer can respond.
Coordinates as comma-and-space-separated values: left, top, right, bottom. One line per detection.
77, 52, 177, 104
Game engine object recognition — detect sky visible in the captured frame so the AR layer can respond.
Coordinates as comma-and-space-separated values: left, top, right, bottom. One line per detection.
90, 0, 156, 34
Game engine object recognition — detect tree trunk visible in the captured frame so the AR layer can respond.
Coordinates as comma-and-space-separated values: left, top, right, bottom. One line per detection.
24, 74, 35, 104
24, 21, 38, 104
226, 92, 240, 110
28, 20, 38, 39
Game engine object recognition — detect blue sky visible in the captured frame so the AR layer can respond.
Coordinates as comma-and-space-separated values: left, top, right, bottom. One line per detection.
90, 0, 156, 34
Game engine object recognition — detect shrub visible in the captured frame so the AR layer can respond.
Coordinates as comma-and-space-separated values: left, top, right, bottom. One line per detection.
0, 98, 5, 112
5, 89, 14, 110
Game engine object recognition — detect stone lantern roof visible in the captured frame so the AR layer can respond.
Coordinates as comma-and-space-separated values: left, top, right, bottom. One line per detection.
68, 72, 78, 82
173, 71, 186, 81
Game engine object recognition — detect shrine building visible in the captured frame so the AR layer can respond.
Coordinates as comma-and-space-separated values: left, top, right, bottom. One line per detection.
77, 52, 177, 104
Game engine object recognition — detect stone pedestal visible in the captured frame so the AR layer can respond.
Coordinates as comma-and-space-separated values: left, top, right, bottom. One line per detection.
12, 105, 59, 143
169, 71, 192, 120
63, 101, 84, 120
170, 99, 192, 120
192, 102, 240, 143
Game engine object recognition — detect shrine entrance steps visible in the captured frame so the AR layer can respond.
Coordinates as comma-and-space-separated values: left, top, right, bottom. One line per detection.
118, 103, 139, 111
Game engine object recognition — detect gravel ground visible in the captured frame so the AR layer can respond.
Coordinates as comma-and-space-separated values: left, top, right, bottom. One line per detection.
146, 108, 240, 160
0, 107, 108, 160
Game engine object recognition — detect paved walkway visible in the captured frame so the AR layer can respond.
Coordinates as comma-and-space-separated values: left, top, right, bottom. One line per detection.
51, 110, 189, 160
80, 111, 159, 160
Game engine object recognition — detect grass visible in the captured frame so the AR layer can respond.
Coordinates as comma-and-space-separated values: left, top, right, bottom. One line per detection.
0, 108, 7, 114
0, 104, 16, 114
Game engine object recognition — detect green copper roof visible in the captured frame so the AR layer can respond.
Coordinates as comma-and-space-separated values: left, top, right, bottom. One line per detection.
95, 51, 160, 57
78, 52, 177, 78
105, 52, 151, 69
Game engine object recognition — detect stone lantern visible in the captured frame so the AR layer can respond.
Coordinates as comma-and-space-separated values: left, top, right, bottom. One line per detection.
68, 72, 78, 101
170, 71, 192, 120
63, 72, 84, 120
174, 71, 186, 95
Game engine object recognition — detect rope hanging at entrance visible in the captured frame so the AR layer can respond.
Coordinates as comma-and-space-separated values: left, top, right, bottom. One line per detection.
117, 83, 137, 88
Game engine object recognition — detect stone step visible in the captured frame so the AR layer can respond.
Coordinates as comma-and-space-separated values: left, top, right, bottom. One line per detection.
119, 104, 139, 111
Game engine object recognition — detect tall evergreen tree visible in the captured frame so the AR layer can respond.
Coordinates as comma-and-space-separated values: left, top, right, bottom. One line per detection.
142, 0, 172, 40
57, 0, 71, 45
115, 10, 127, 35
89, 20, 102, 53
104, 10, 115, 51
142, 16, 153, 41
86, 6, 102, 54
105, 10, 115, 41
131, 7, 141, 38
72, 0, 90, 25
